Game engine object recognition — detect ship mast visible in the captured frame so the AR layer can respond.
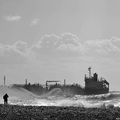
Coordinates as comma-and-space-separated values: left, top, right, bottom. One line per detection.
4, 75, 6, 86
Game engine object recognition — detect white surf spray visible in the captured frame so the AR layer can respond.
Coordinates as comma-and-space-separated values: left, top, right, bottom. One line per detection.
0, 86, 120, 108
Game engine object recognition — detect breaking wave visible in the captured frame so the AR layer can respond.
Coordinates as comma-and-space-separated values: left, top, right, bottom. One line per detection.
1, 86, 120, 108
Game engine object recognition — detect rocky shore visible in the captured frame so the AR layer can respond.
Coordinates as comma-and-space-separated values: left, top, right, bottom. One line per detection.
0, 104, 120, 120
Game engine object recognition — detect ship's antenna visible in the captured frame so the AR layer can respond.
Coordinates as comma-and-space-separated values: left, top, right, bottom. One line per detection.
4, 75, 6, 86
25, 79, 28, 85
64, 79, 66, 86
88, 67, 92, 78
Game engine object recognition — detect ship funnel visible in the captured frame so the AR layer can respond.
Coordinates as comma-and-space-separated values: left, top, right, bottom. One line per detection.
88, 67, 92, 78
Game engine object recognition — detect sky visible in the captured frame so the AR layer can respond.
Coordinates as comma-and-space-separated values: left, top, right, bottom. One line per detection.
0, 0, 120, 90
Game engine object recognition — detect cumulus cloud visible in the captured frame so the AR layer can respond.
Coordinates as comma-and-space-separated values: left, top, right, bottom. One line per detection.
31, 33, 85, 58
31, 33, 120, 59
84, 38, 120, 56
33, 33, 81, 50
58, 33, 84, 52
0, 41, 28, 64
12, 40, 28, 54
0, 33, 120, 64
40, 34, 60, 49
30, 18, 40, 26
4, 15, 21, 21
60, 33, 80, 45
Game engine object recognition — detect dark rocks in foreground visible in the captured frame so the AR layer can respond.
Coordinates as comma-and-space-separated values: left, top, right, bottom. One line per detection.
0, 104, 120, 120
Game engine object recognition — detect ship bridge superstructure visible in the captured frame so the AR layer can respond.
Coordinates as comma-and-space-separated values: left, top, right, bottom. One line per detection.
84, 67, 109, 94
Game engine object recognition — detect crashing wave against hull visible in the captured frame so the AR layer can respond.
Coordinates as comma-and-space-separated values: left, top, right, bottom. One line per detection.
13, 67, 109, 96
2, 88, 120, 108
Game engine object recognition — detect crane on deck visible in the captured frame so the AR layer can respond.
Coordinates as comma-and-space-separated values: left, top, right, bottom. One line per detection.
46, 80, 60, 89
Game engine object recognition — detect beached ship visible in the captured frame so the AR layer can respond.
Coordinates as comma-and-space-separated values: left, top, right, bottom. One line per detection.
14, 67, 109, 95
84, 67, 109, 95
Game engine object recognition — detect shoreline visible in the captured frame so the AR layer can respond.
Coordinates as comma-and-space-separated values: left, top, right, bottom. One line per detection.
0, 104, 120, 120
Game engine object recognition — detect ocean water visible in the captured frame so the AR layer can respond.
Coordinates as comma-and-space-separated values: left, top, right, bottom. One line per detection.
8, 91, 120, 108
0, 86, 120, 108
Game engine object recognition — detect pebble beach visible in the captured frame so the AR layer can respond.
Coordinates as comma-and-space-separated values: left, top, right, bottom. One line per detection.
0, 104, 120, 120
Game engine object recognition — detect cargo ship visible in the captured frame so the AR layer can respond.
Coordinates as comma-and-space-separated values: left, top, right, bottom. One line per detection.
12, 67, 109, 95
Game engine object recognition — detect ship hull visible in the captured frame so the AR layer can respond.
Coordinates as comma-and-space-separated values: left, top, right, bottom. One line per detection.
84, 88, 109, 95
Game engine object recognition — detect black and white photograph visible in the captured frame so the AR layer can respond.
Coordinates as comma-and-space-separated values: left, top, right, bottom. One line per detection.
0, 0, 120, 119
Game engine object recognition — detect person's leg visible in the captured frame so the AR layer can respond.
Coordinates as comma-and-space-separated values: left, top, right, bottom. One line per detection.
4, 100, 7, 104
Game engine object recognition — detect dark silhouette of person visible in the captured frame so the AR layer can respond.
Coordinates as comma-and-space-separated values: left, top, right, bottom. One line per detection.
3, 93, 9, 104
